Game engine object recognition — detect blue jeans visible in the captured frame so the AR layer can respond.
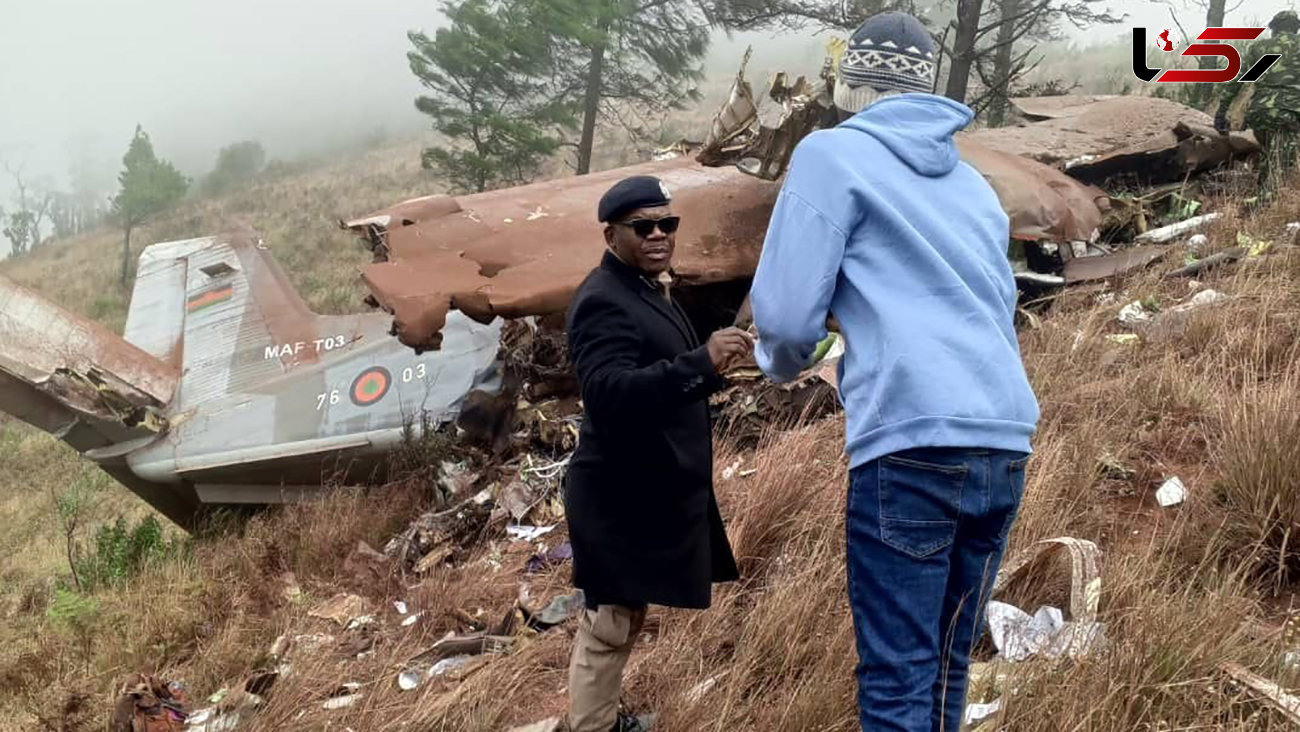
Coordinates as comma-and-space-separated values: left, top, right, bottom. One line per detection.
846, 447, 1028, 732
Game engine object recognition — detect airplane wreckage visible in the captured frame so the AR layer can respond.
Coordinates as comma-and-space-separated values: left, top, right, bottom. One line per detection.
0, 54, 1262, 529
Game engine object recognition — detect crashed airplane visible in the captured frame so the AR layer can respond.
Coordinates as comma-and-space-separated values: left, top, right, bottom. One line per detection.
0, 54, 1261, 528
0, 228, 501, 528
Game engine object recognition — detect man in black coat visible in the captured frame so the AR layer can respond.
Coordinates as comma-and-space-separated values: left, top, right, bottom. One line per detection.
564, 175, 752, 732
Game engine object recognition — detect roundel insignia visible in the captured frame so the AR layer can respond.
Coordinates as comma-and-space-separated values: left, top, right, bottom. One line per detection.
350, 366, 392, 407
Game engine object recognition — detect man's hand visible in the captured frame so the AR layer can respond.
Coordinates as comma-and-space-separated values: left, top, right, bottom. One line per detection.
707, 327, 755, 373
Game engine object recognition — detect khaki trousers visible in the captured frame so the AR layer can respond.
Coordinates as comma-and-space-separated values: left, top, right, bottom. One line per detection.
567, 604, 647, 732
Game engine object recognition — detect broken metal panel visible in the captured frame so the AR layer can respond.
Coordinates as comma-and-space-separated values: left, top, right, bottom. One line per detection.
956, 139, 1109, 243
967, 96, 1214, 166
1009, 94, 1117, 121
0, 274, 178, 415
1065, 123, 1261, 186
351, 157, 779, 352
1062, 245, 1169, 284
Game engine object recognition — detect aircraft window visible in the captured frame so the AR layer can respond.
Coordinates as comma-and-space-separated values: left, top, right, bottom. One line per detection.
200, 262, 237, 278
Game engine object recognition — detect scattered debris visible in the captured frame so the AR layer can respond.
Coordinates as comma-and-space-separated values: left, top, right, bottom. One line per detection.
398, 655, 478, 691
522, 590, 586, 630
963, 699, 1003, 728
1118, 301, 1152, 325
395, 601, 408, 615
991, 538, 1105, 662
987, 602, 1104, 661
1097, 452, 1135, 480
309, 593, 372, 627
1187, 233, 1209, 251
345, 614, 376, 631
685, 671, 730, 704
506, 525, 557, 542
322, 683, 362, 711
1104, 334, 1140, 346
112, 673, 188, 732
1062, 246, 1169, 284
1221, 662, 1300, 726
281, 573, 303, 604
402, 612, 425, 627
1156, 477, 1186, 507
525, 542, 573, 574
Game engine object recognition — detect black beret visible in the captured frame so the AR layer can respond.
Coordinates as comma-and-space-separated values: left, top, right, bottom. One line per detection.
597, 175, 672, 223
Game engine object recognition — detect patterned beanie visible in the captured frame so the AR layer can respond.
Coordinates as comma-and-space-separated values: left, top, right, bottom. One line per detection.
834, 11, 937, 114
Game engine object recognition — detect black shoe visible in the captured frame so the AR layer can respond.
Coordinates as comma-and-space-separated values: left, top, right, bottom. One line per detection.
608, 712, 652, 732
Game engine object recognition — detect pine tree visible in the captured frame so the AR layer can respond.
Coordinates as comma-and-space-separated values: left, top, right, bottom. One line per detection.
409, 0, 580, 193
111, 126, 188, 286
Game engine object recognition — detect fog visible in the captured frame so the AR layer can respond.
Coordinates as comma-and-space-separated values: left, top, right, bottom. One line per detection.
0, 0, 1290, 257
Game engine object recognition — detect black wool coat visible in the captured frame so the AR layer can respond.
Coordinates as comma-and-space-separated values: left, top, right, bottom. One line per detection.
563, 251, 740, 610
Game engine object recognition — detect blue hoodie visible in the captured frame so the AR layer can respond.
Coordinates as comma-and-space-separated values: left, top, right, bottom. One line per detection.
751, 93, 1039, 469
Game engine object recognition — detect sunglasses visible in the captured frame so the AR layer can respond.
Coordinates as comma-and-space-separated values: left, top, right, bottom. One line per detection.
617, 216, 681, 237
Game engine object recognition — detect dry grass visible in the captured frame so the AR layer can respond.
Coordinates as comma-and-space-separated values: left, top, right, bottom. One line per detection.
4, 110, 1300, 731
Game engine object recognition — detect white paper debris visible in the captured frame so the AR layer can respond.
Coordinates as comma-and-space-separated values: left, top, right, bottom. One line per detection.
1156, 477, 1186, 507
401, 611, 425, 627
395, 601, 408, 615
1118, 301, 1151, 325
345, 615, 376, 631
964, 699, 1003, 727
987, 601, 1105, 661
398, 670, 422, 691
722, 458, 742, 481
430, 655, 474, 676
506, 525, 557, 541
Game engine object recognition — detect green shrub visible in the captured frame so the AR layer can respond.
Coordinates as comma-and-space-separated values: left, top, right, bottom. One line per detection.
74, 515, 181, 590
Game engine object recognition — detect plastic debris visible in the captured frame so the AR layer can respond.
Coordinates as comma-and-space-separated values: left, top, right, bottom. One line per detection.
402, 611, 425, 627
1118, 301, 1152, 325
1105, 334, 1140, 345
430, 655, 474, 676
1156, 477, 1186, 507
964, 699, 1003, 727
309, 593, 371, 627
186, 708, 241, 732
506, 525, 557, 542
525, 542, 573, 574
1239, 232, 1274, 258
395, 601, 408, 615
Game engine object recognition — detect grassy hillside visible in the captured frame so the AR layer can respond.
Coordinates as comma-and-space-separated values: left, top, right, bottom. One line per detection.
2, 61, 1299, 728
3, 182, 1300, 729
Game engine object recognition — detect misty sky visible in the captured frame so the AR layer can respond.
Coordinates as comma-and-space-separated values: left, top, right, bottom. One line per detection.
0, 0, 1293, 253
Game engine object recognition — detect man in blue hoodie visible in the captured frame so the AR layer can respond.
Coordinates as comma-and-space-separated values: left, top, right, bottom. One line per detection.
749, 11, 1040, 732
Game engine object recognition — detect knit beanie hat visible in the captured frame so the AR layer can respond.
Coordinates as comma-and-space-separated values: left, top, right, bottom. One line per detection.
834, 11, 937, 114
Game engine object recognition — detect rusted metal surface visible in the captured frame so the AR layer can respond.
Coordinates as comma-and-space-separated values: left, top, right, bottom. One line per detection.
1062, 245, 1170, 284
967, 96, 1213, 166
956, 139, 1108, 243
1009, 95, 1116, 121
346, 157, 779, 351
0, 274, 178, 416
1065, 122, 1260, 186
